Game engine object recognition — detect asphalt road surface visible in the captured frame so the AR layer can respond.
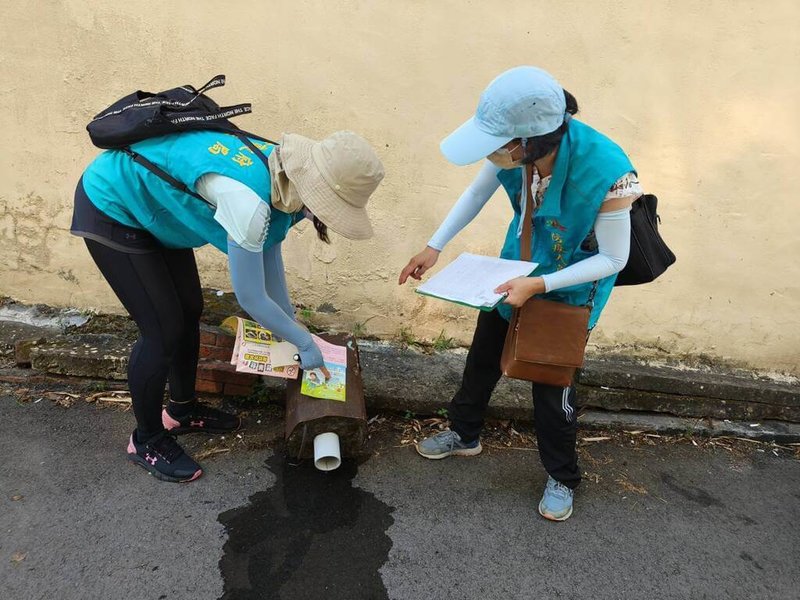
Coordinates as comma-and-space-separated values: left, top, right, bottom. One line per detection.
2, 393, 798, 600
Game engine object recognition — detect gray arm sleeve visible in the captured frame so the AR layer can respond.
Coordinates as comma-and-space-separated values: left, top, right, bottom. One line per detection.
427, 161, 501, 251
227, 239, 324, 369
262, 244, 294, 319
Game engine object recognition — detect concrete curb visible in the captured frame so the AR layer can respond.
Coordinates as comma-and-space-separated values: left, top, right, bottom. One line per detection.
3, 320, 799, 440
575, 410, 800, 444
246, 340, 800, 441
2, 364, 798, 444
352, 341, 799, 422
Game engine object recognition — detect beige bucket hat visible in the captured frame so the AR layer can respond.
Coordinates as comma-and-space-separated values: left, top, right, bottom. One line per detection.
279, 131, 384, 240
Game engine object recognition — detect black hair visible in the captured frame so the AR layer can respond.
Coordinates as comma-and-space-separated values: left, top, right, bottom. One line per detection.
521, 89, 579, 164
313, 215, 330, 244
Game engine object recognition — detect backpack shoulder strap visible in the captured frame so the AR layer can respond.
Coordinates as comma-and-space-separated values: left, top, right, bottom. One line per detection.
232, 128, 278, 146
229, 131, 274, 173
122, 129, 277, 208
122, 147, 212, 207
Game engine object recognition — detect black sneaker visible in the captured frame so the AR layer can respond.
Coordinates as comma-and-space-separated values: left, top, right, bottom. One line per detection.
162, 403, 241, 435
126, 430, 203, 483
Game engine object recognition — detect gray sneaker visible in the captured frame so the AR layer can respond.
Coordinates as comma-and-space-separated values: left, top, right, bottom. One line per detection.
416, 430, 482, 460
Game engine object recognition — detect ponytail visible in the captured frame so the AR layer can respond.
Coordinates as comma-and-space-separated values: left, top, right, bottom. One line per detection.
521, 89, 579, 164
564, 89, 579, 116
313, 215, 330, 244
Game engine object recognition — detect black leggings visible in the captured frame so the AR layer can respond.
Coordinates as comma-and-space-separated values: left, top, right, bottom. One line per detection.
85, 239, 203, 438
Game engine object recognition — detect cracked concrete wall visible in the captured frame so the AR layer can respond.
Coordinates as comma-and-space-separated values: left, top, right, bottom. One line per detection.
1, 1, 798, 374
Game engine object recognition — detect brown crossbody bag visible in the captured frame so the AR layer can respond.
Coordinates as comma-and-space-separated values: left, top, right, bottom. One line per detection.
500, 163, 594, 387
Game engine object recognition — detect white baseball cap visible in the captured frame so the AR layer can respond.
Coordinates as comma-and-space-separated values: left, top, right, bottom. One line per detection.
440, 66, 567, 166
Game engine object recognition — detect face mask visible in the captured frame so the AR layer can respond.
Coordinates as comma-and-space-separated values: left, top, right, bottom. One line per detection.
268, 148, 305, 213
487, 141, 524, 170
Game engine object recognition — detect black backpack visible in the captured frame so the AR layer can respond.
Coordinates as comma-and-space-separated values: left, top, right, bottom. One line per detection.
86, 74, 275, 205
614, 193, 676, 286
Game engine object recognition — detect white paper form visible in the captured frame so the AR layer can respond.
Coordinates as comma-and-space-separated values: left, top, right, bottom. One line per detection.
415, 253, 539, 310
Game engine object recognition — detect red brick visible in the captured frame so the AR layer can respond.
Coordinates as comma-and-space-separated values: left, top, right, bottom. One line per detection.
199, 344, 233, 361
199, 325, 217, 346
196, 360, 257, 385
224, 382, 254, 397
215, 331, 236, 350
200, 324, 236, 349
195, 379, 224, 394
197, 358, 234, 374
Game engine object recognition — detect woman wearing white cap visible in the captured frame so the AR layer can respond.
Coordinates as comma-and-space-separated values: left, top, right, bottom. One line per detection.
399, 66, 642, 521
72, 129, 383, 482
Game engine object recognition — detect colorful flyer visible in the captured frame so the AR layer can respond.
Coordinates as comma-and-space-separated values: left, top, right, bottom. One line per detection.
224, 316, 300, 379
300, 335, 347, 402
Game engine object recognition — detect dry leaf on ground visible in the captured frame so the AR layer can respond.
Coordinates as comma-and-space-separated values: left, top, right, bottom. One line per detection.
616, 478, 648, 495
195, 447, 231, 461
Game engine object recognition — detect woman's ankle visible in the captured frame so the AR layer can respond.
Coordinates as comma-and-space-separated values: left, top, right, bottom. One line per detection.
167, 397, 197, 418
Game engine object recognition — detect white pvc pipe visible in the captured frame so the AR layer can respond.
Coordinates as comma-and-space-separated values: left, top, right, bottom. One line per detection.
313, 432, 341, 471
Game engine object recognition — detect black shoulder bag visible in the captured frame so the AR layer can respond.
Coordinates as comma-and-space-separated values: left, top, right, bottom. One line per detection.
615, 193, 676, 286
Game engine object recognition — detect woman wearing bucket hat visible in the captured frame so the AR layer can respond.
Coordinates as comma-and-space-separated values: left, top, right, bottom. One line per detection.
399, 66, 642, 521
72, 129, 383, 482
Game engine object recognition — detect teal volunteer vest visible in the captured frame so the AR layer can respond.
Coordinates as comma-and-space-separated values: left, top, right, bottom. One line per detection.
496, 119, 634, 328
81, 130, 302, 252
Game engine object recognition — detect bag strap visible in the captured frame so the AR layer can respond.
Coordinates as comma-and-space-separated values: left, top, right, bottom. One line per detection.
233, 128, 279, 146
521, 162, 599, 308
194, 74, 226, 95
92, 74, 229, 123
188, 122, 279, 147
122, 130, 277, 208
122, 148, 213, 207
519, 163, 535, 262
230, 131, 272, 172
586, 280, 598, 307
167, 103, 253, 125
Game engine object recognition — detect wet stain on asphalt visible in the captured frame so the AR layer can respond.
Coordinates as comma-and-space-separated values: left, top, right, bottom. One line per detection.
218, 453, 394, 600
661, 473, 759, 526
660, 473, 723, 507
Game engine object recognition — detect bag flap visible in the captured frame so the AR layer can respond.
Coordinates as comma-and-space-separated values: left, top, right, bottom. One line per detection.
513, 298, 589, 368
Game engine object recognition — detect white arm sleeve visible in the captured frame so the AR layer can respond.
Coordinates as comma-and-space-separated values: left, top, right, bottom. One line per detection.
427, 161, 502, 251
540, 207, 631, 293
195, 173, 271, 252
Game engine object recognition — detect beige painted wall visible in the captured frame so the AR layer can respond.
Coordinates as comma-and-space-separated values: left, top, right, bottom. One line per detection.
1, 1, 798, 374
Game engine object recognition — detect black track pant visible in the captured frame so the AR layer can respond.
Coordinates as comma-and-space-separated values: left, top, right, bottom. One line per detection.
84, 239, 203, 439
449, 309, 581, 489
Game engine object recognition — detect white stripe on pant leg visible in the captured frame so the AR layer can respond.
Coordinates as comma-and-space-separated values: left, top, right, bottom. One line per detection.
561, 387, 573, 422
564, 387, 573, 421
566, 388, 574, 419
